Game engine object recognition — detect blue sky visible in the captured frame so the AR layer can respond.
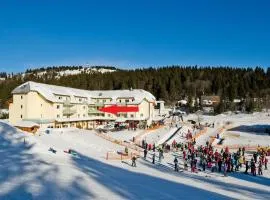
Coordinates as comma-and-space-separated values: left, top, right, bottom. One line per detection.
0, 0, 270, 72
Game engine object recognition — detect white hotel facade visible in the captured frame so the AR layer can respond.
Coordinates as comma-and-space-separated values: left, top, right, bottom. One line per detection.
9, 81, 157, 129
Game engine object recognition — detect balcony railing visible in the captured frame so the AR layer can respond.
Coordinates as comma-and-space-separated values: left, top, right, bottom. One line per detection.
63, 108, 77, 115
88, 108, 103, 114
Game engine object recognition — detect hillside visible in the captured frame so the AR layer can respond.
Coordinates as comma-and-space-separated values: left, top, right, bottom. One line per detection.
0, 66, 270, 109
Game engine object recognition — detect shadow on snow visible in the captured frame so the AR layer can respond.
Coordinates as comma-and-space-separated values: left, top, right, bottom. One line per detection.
0, 121, 94, 200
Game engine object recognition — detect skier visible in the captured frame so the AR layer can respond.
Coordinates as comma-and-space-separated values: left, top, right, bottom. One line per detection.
258, 161, 262, 175
202, 157, 206, 171
191, 159, 196, 173
253, 152, 258, 163
224, 163, 228, 177
174, 157, 179, 171
144, 148, 148, 159
142, 139, 145, 148
152, 153, 155, 164
242, 147, 245, 156
159, 149, 164, 162
244, 161, 249, 174
218, 158, 222, 172
183, 151, 186, 160
265, 157, 268, 170
184, 158, 188, 170
125, 147, 128, 154
251, 159, 256, 176
131, 156, 137, 167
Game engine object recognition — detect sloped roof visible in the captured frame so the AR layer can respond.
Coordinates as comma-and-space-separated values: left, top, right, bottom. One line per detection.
14, 120, 40, 128
12, 81, 156, 104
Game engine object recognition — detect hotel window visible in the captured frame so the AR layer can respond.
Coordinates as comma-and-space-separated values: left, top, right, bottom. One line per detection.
130, 114, 134, 118
78, 114, 80, 118
83, 114, 85, 117
57, 114, 60, 118
103, 99, 106, 103
83, 106, 85, 109
140, 113, 143, 117
21, 96, 23, 99
125, 99, 129, 103
21, 105, 23, 109
108, 114, 111, 117
20, 115, 23, 119
79, 98, 82, 102
41, 104, 42, 107
57, 105, 60, 109
58, 96, 62, 100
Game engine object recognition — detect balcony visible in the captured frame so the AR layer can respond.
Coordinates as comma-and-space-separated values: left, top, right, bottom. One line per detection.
63, 108, 77, 116
88, 108, 103, 114
63, 100, 73, 107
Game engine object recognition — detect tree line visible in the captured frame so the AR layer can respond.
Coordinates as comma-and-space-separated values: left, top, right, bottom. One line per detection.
0, 66, 270, 112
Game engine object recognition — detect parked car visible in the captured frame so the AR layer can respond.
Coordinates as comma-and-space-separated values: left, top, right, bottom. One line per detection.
98, 124, 115, 132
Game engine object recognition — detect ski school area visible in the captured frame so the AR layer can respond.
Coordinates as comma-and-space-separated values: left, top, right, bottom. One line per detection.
0, 112, 270, 199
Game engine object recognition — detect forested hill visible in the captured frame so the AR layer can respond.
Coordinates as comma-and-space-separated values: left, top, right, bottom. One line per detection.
0, 66, 270, 108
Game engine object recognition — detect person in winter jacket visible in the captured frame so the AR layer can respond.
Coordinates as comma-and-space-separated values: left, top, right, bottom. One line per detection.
218, 159, 222, 172
183, 151, 186, 160
202, 157, 207, 171
265, 157, 268, 170
242, 147, 245, 156
152, 153, 155, 164
258, 161, 263, 175
253, 152, 258, 163
224, 163, 228, 177
144, 149, 148, 159
159, 150, 164, 162
174, 157, 179, 171
184, 159, 188, 170
245, 161, 249, 174
131, 156, 137, 167
251, 159, 256, 176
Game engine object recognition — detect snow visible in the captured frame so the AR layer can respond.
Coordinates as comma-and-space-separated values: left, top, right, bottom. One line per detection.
23, 67, 116, 79
156, 127, 178, 145
1, 112, 270, 199
166, 125, 192, 144
14, 121, 39, 128
12, 81, 156, 104
0, 109, 9, 114
108, 129, 144, 142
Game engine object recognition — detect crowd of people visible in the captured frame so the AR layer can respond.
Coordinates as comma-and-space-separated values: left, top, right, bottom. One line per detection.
139, 131, 269, 177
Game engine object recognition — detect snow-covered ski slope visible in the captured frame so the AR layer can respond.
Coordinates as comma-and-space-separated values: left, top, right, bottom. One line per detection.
0, 118, 270, 200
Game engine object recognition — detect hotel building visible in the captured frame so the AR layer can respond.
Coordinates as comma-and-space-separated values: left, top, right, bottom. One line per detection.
9, 81, 156, 129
